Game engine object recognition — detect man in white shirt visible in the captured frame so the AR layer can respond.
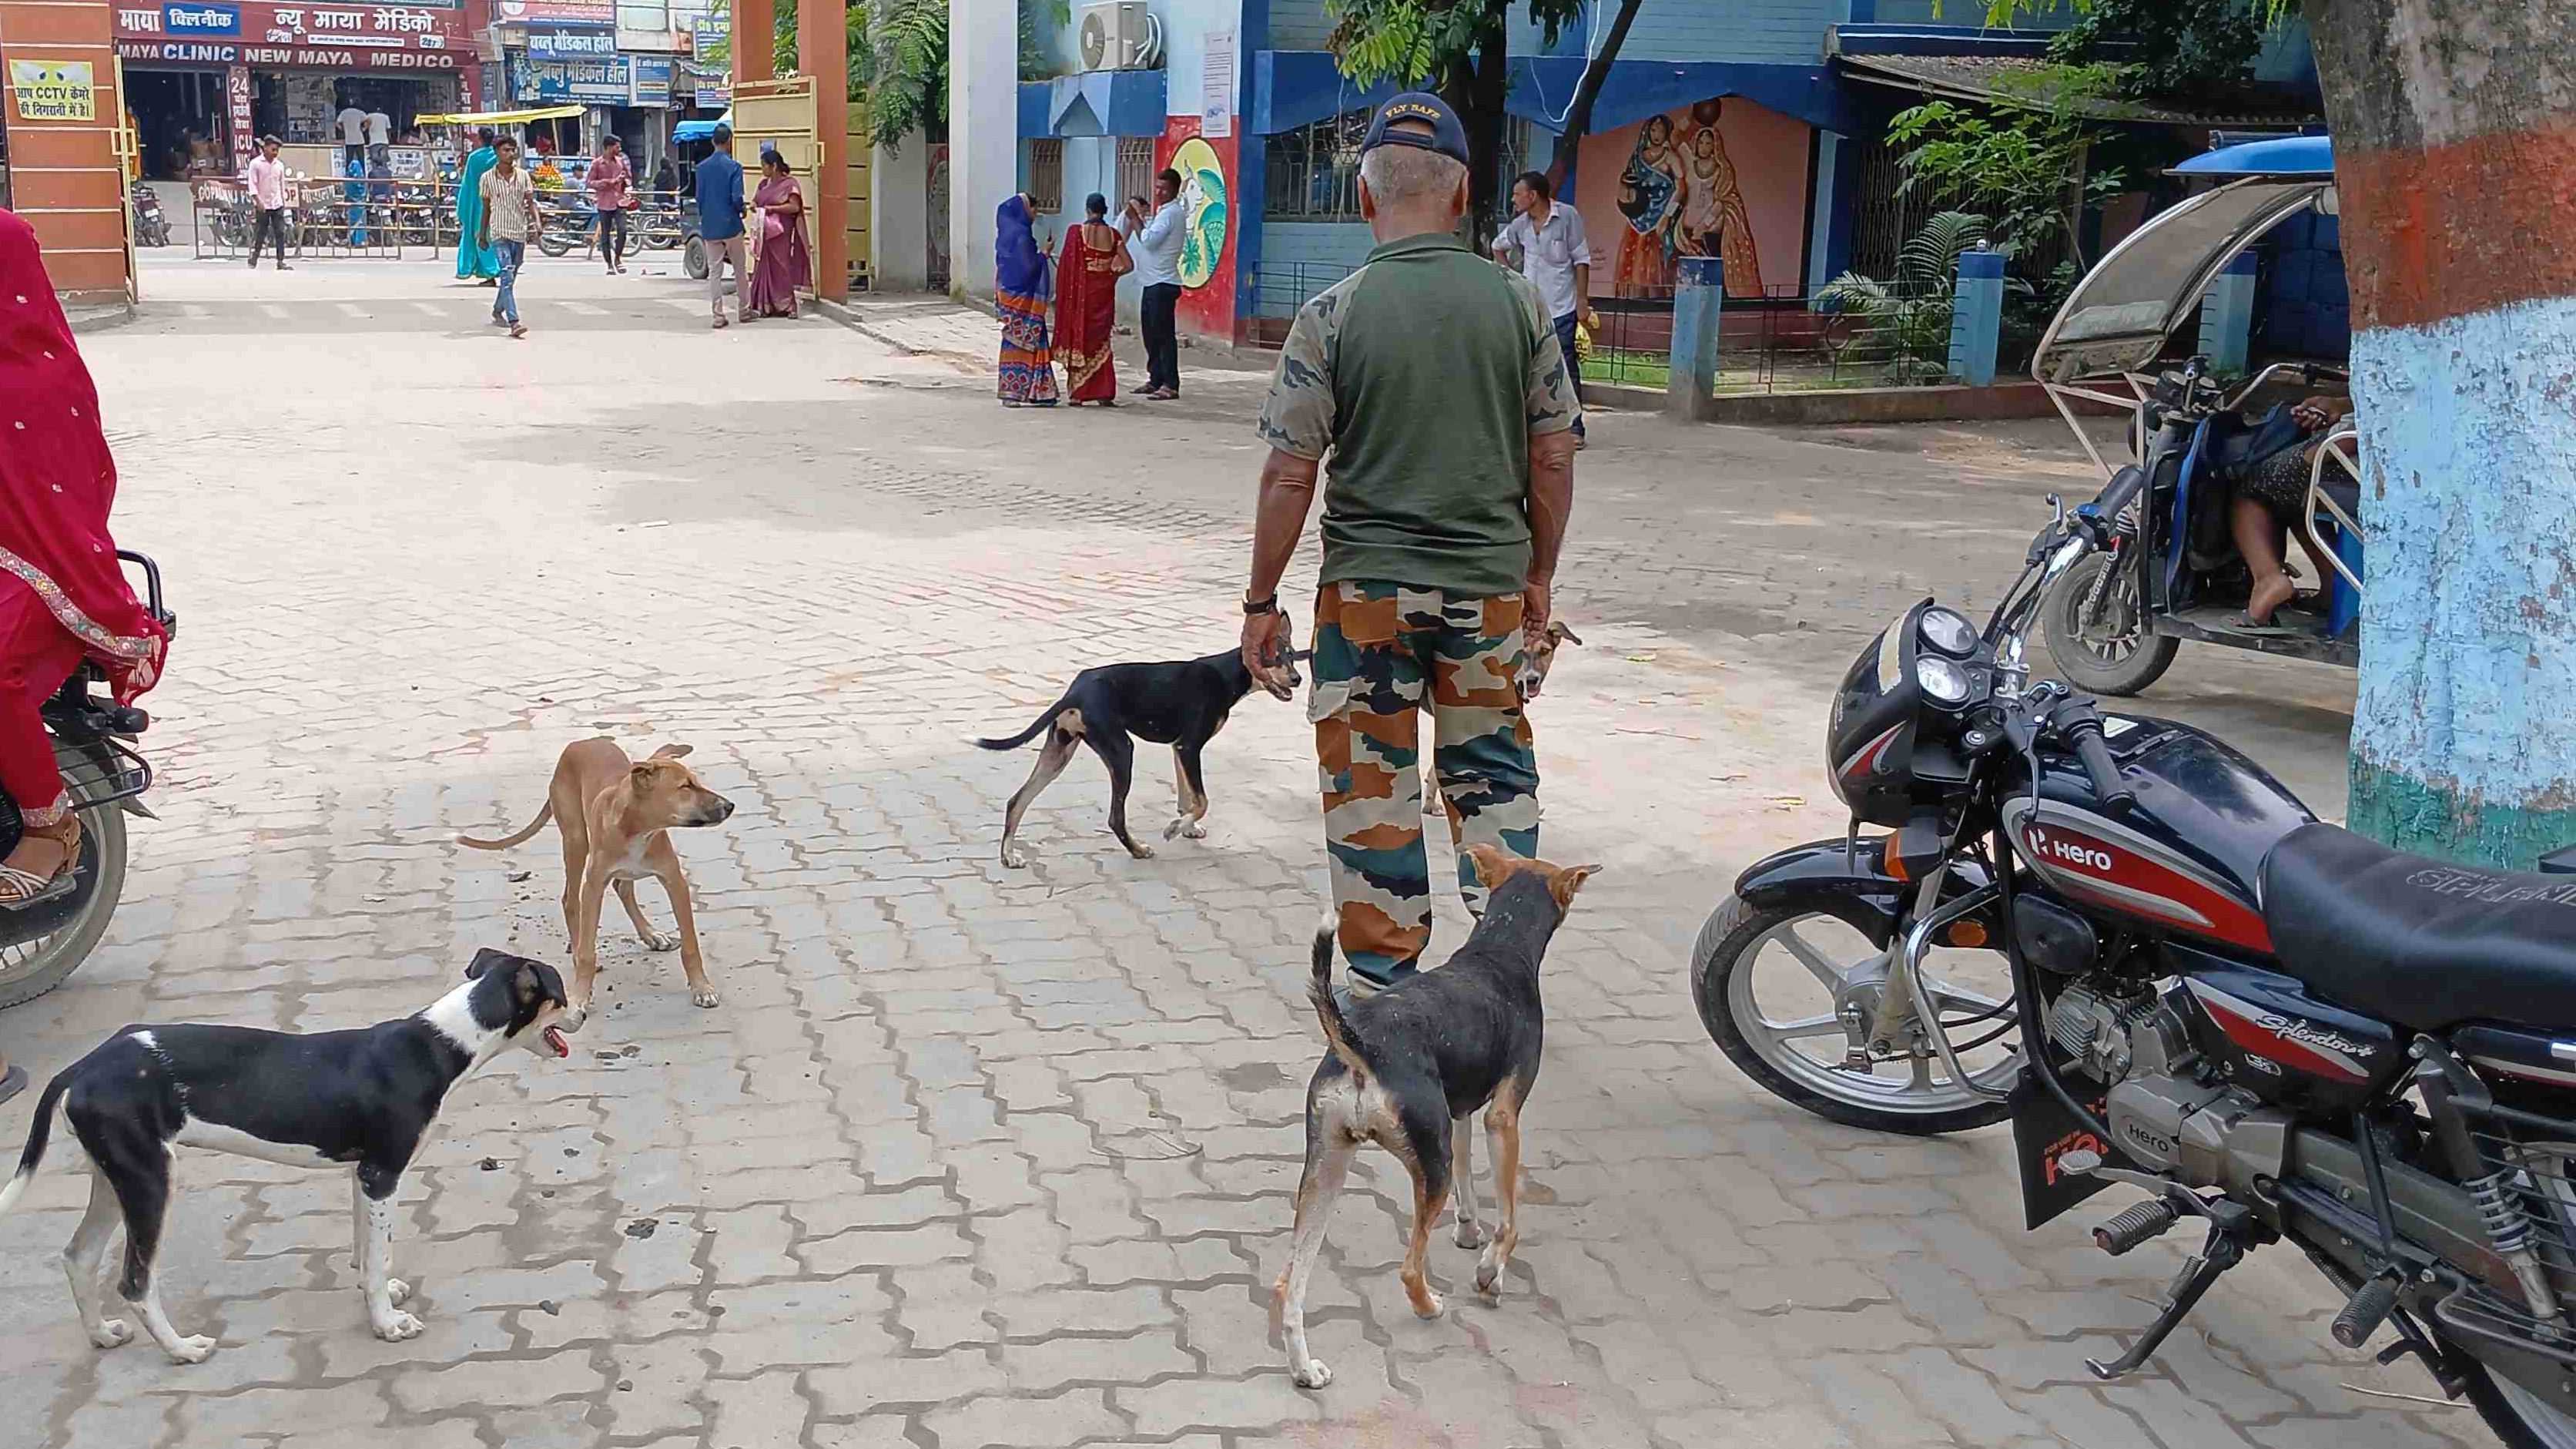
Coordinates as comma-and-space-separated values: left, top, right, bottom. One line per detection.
243, 135, 293, 271
1496, 169, 1595, 447
336, 102, 368, 168
1118, 167, 1188, 400
364, 108, 392, 159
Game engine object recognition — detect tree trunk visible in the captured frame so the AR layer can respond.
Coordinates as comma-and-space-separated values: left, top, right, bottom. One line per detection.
2307, 0, 2576, 866
1443, 14, 1509, 247
1543, 0, 1644, 200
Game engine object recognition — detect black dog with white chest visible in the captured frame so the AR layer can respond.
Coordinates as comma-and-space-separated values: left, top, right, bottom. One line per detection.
973, 645, 1301, 868
1275, 844, 1598, 1390
0, 948, 571, 1363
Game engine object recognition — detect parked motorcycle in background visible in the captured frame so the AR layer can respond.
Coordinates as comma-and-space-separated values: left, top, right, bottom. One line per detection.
0, 552, 172, 1011
1693, 360, 2576, 1444
129, 179, 169, 249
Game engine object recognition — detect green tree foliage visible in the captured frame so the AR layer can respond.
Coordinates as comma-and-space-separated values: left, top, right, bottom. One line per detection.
1884, 65, 2127, 268
1322, 0, 1583, 239
759, 0, 1068, 153
2043, 0, 2266, 99
1817, 211, 2033, 383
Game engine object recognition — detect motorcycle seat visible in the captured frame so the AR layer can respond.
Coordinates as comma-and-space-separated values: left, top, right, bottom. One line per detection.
2260, 822, 2576, 1031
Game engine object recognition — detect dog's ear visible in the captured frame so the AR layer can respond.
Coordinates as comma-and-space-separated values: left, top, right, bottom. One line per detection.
630, 761, 661, 790
652, 743, 695, 760
1548, 863, 1603, 911
466, 945, 508, 981
1550, 622, 1582, 647
1463, 843, 1510, 888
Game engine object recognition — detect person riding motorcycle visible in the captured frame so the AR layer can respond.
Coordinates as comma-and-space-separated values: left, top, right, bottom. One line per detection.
0, 210, 172, 1106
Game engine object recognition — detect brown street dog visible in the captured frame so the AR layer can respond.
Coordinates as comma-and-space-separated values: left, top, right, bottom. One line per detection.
1425, 622, 1581, 816
1275, 844, 1598, 1390
460, 738, 735, 1027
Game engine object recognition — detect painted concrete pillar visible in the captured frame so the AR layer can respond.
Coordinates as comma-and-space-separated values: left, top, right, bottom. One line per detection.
732, 0, 773, 86
0, 0, 129, 300
946, 0, 1017, 303
1945, 248, 2004, 387
2310, 0, 2576, 866
1666, 255, 1723, 419
2196, 250, 2256, 375
872, 139, 930, 292
796, 0, 847, 300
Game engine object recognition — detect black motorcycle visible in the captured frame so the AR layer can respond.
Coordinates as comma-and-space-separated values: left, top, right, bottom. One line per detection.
1693, 448, 2576, 1444
0, 553, 171, 1012
129, 180, 170, 249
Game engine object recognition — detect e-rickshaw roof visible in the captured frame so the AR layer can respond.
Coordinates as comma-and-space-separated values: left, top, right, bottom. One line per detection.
2032, 149, 2335, 384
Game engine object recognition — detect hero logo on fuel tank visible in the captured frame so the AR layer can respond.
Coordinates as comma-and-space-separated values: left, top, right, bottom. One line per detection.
2026, 826, 2115, 874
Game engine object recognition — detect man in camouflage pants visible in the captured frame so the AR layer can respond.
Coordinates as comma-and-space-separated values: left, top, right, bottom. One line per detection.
1239, 92, 1580, 995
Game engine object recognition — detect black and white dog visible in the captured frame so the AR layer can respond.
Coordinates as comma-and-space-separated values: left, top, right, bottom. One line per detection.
0, 948, 571, 1363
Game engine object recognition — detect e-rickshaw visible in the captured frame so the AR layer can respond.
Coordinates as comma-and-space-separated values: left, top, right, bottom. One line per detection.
2032, 135, 2363, 696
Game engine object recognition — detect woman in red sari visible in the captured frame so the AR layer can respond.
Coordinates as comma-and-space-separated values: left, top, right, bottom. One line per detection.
0, 210, 170, 1102
1055, 193, 1131, 407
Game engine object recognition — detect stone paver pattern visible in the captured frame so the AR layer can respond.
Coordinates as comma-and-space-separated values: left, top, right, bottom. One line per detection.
0, 256, 2462, 1448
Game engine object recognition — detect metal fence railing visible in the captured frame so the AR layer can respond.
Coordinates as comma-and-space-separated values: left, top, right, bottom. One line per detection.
1246, 266, 1968, 397
186, 179, 693, 263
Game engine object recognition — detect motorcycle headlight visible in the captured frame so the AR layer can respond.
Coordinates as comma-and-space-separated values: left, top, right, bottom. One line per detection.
1920, 607, 1978, 658
1917, 656, 1973, 706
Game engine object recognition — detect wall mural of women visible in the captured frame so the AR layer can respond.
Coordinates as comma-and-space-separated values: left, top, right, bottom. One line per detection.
1614, 113, 1687, 294
1678, 99, 1764, 300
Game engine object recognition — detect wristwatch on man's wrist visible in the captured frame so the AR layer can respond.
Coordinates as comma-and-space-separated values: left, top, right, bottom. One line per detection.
1243, 593, 1280, 617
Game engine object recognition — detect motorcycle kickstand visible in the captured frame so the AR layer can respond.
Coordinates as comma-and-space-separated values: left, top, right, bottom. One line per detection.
2086, 1218, 2248, 1380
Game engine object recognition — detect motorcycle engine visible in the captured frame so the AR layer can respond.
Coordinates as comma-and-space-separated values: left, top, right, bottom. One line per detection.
2050, 978, 2289, 1192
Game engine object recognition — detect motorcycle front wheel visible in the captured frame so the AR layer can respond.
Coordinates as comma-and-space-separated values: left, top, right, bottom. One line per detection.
0, 769, 129, 1011
2044, 552, 2178, 697
1690, 894, 2018, 1135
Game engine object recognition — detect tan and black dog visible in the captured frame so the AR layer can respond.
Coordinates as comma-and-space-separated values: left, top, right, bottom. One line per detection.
1275, 844, 1599, 1389
461, 738, 735, 1026
1425, 622, 1583, 816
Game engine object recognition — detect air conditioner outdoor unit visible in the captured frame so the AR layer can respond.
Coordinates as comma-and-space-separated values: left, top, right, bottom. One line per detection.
1079, 2, 1161, 72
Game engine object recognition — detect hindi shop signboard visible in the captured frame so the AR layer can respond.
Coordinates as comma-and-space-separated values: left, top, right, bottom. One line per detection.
493, 0, 615, 25
116, 2, 470, 60
526, 25, 615, 56
510, 52, 629, 103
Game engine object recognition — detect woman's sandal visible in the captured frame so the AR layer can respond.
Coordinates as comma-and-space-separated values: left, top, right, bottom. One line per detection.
0, 816, 82, 911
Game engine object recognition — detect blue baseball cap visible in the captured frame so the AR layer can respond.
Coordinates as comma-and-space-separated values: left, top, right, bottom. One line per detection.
1360, 91, 1469, 166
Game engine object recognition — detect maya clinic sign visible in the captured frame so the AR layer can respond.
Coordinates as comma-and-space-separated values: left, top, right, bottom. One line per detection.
8, 59, 96, 121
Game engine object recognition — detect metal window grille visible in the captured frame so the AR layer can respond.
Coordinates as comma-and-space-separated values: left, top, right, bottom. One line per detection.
1265, 107, 1372, 222
1027, 139, 1064, 214
1115, 136, 1156, 211
1847, 136, 1933, 281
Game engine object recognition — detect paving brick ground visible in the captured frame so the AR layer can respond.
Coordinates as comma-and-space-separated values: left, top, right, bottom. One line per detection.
0, 255, 2465, 1448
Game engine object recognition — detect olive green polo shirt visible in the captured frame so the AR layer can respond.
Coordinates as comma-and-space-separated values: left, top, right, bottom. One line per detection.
1255, 231, 1579, 599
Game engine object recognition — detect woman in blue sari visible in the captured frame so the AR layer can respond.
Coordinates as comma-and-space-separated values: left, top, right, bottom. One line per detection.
454, 127, 501, 285
994, 193, 1060, 407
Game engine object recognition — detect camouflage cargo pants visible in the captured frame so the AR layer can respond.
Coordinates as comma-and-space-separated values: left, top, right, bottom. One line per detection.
1309, 580, 1542, 987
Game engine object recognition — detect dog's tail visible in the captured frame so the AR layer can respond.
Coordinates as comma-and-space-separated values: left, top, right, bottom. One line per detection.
969, 700, 1071, 753
0, 1071, 68, 1218
1308, 916, 1373, 1086
458, 801, 553, 851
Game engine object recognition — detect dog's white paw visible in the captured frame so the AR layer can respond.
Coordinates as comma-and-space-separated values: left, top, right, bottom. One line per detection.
1475, 1256, 1503, 1296
372, 1311, 424, 1343
166, 1333, 217, 1364
692, 989, 721, 1008
387, 1278, 410, 1306
1291, 1358, 1335, 1390
1162, 819, 1183, 840
1410, 1290, 1445, 1320
1000, 850, 1028, 870
1179, 820, 1208, 840
1455, 1220, 1485, 1250
89, 1319, 133, 1349
641, 931, 678, 952
1126, 843, 1156, 860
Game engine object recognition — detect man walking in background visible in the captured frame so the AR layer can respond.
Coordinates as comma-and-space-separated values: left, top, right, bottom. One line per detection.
696, 123, 749, 329
1121, 169, 1187, 400
589, 135, 633, 275
478, 135, 536, 339
335, 99, 367, 169
1238, 93, 1580, 997
243, 135, 292, 272
1496, 169, 1596, 449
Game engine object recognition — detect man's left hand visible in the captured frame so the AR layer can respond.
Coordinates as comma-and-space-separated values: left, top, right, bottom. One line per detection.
1522, 578, 1553, 690
1241, 609, 1296, 697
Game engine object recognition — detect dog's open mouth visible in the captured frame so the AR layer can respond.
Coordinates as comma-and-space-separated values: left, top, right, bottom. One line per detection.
543, 1025, 569, 1058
